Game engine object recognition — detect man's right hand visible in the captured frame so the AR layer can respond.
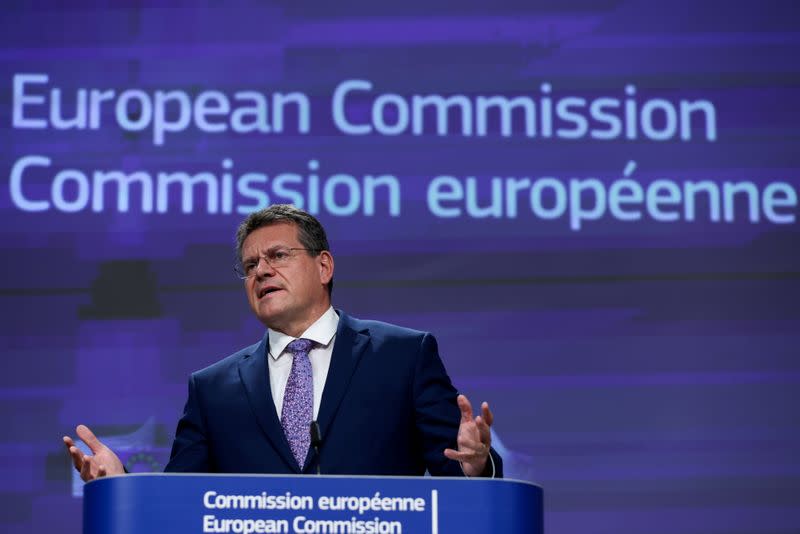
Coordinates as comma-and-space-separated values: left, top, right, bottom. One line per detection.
63, 424, 125, 482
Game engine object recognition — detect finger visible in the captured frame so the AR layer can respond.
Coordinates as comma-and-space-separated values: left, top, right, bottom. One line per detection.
67, 446, 84, 472
80, 455, 93, 482
76, 425, 104, 455
444, 448, 481, 462
63, 436, 79, 463
475, 415, 491, 445
98, 465, 107, 478
481, 401, 494, 427
457, 394, 474, 422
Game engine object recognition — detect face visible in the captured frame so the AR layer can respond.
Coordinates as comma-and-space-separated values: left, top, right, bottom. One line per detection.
241, 222, 333, 336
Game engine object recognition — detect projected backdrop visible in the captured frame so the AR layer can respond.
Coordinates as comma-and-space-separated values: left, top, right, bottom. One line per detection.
1, 2, 798, 533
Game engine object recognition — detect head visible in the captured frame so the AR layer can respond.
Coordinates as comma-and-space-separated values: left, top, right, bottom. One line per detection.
235, 205, 334, 336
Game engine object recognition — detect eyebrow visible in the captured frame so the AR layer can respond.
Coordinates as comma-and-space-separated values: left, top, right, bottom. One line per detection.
242, 245, 291, 262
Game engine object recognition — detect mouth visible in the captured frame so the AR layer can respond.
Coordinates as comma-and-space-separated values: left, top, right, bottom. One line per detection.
258, 286, 283, 299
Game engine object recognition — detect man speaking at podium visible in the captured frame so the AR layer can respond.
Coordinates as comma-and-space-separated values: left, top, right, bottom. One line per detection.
64, 204, 502, 480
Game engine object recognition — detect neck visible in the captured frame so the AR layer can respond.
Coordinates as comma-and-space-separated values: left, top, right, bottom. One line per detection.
269, 303, 331, 338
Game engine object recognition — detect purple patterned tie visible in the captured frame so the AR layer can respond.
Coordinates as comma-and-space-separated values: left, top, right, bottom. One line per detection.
281, 338, 314, 469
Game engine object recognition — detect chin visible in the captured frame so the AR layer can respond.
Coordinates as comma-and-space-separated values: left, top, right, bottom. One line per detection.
257, 306, 284, 322
250, 300, 276, 320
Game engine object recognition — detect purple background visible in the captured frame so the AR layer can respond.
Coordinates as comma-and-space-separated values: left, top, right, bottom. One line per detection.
1, 2, 799, 533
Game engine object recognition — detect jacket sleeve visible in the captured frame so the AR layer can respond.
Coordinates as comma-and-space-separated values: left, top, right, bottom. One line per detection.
164, 373, 214, 472
412, 332, 503, 478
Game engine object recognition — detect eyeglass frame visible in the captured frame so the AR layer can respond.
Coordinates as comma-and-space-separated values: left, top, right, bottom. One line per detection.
234, 247, 322, 279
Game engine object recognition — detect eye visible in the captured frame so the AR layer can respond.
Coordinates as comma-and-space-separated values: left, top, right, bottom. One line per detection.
272, 249, 290, 260
243, 261, 257, 274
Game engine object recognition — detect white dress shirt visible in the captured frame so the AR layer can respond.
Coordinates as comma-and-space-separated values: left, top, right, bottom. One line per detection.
267, 307, 338, 419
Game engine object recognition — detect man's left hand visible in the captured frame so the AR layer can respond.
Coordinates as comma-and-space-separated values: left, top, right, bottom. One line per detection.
444, 394, 494, 477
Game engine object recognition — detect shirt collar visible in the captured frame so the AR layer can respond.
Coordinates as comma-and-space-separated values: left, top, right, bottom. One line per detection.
268, 307, 339, 360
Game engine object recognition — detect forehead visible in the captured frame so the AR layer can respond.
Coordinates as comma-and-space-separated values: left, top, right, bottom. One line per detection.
241, 222, 300, 255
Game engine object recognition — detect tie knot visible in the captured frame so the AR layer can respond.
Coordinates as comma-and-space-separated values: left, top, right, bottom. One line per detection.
286, 338, 313, 356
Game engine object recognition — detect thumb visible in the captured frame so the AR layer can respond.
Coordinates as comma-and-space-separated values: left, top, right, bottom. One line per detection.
76, 424, 105, 454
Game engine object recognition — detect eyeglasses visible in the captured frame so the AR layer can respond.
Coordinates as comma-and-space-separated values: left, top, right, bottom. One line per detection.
234, 247, 320, 279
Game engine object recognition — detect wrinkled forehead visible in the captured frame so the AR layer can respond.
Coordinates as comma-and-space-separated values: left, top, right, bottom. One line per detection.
240, 222, 301, 258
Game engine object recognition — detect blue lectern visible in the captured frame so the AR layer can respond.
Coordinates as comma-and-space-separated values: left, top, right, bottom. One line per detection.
83, 473, 542, 533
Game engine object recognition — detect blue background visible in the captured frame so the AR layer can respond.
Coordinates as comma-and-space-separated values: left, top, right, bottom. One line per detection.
1, 2, 798, 533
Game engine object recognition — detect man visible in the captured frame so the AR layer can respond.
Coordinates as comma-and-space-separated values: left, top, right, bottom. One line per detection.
64, 204, 501, 479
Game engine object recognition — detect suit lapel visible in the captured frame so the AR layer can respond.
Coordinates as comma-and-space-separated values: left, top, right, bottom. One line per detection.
316, 313, 370, 441
238, 336, 299, 472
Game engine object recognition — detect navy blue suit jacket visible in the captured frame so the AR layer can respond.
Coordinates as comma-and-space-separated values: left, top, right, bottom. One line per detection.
165, 311, 502, 476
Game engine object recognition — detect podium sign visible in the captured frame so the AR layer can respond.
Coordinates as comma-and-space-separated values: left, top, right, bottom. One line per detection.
83, 473, 542, 533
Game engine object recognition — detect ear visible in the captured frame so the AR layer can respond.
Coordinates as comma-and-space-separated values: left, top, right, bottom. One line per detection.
317, 251, 334, 285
